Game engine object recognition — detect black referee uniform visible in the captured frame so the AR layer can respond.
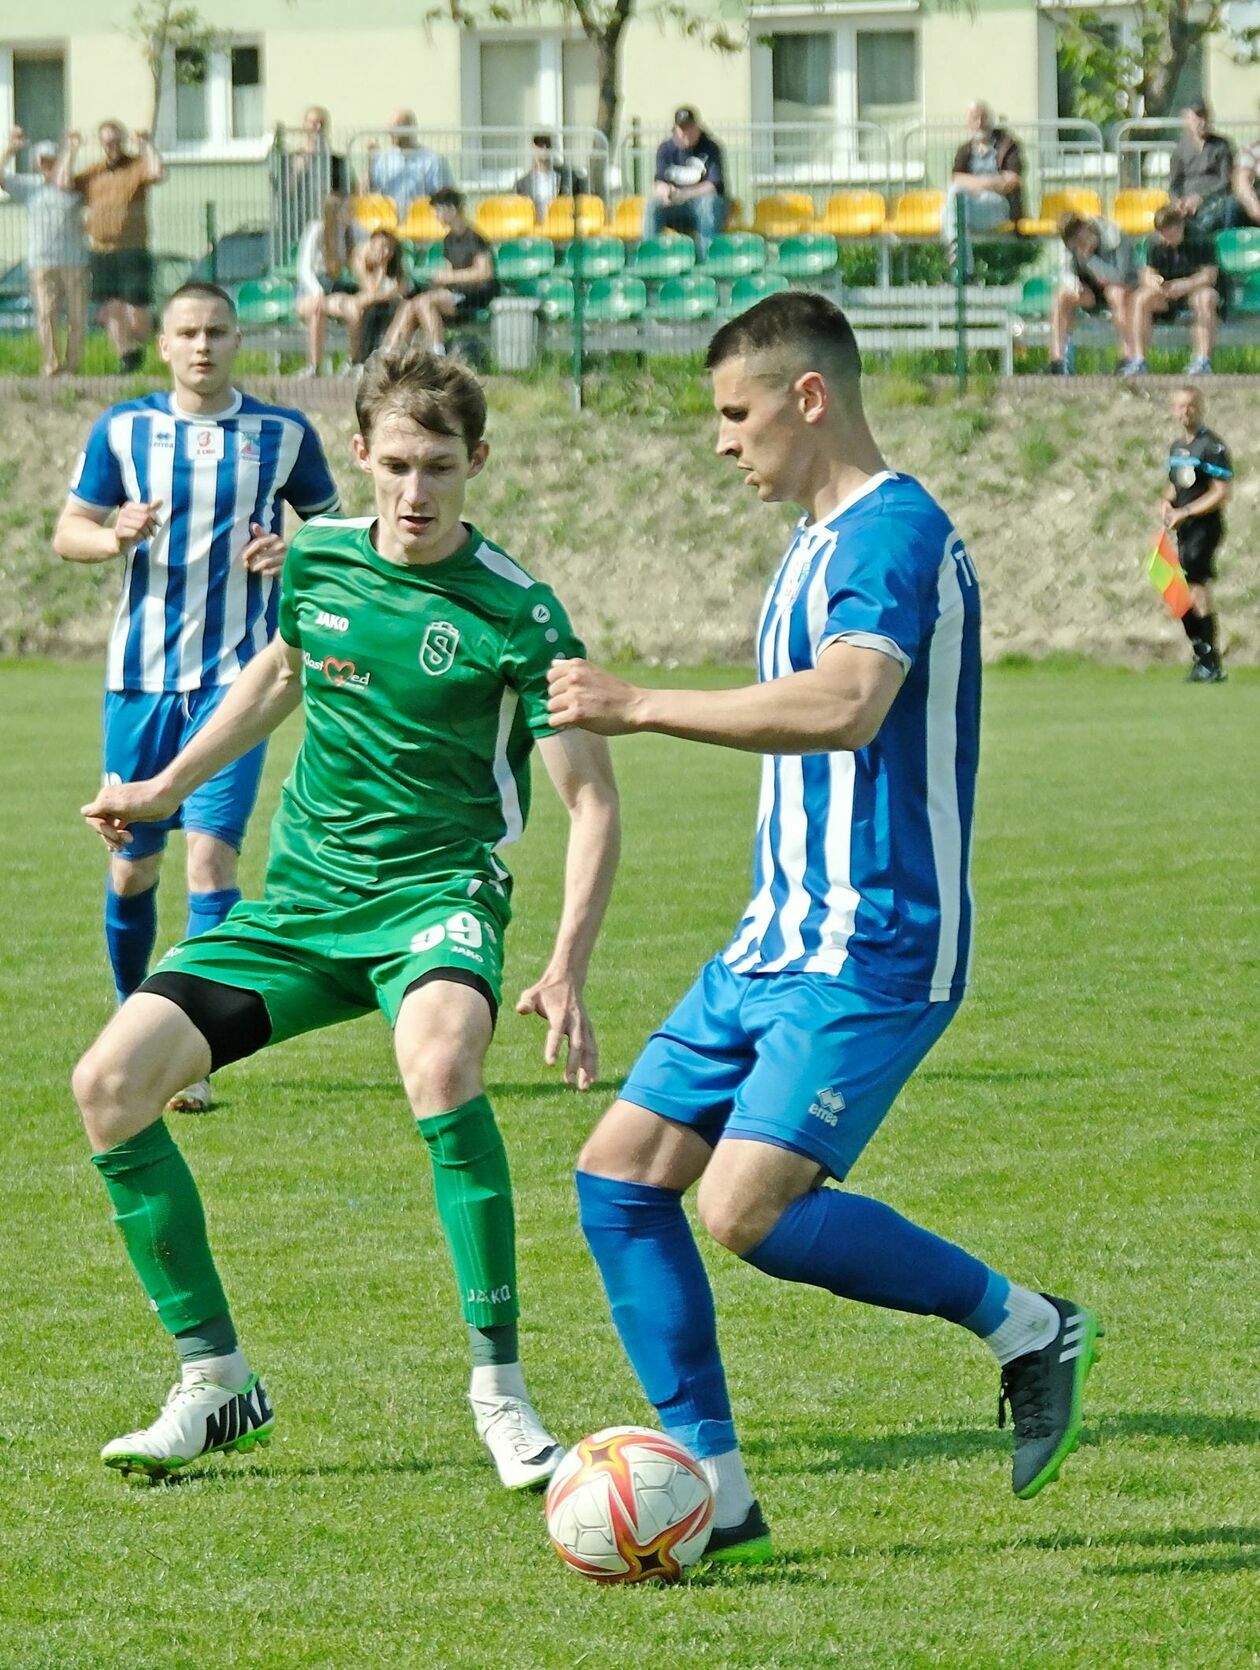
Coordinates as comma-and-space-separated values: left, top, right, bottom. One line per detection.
1168, 423, 1231, 679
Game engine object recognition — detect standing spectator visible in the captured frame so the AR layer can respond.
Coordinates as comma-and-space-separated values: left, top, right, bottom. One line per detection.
296, 228, 412, 376
1162, 386, 1231, 683
279, 107, 347, 249
1, 127, 88, 377
365, 109, 452, 216
643, 107, 727, 257
941, 102, 1024, 276
512, 133, 588, 224
74, 121, 163, 373
1048, 213, 1136, 373
1125, 206, 1220, 376
1231, 121, 1260, 227
387, 187, 498, 356
1168, 102, 1235, 235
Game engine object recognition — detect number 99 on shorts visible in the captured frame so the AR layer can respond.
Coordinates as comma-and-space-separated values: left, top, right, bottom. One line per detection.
410, 911, 487, 956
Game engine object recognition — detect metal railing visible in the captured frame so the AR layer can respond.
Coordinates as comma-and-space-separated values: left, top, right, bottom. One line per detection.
1114, 116, 1255, 190
900, 120, 1107, 211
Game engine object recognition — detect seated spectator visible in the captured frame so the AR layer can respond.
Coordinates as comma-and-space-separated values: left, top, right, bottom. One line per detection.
73, 120, 163, 373
386, 186, 499, 357
941, 102, 1024, 276
1232, 122, 1260, 227
1169, 102, 1235, 234
643, 107, 727, 257
1, 127, 88, 377
1124, 206, 1221, 377
512, 133, 588, 223
296, 227, 411, 376
366, 110, 452, 216
1048, 213, 1136, 374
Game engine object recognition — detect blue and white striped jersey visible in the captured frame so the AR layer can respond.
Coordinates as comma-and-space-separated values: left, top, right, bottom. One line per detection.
722, 471, 981, 1002
69, 390, 340, 692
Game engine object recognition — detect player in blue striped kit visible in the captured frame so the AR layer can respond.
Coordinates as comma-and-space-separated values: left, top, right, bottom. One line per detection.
547, 293, 1101, 1560
54, 281, 339, 1111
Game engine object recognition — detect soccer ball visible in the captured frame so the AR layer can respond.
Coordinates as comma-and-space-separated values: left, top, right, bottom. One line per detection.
545, 1427, 714, 1583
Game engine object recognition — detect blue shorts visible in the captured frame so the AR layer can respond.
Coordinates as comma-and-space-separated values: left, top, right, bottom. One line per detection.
102, 688, 267, 861
621, 957, 961, 1181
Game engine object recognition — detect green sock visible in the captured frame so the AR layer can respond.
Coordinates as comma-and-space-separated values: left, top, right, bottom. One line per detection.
417, 1095, 520, 1331
92, 1120, 232, 1336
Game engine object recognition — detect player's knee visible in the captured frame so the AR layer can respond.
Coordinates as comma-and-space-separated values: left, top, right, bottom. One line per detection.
72, 1044, 134, 1139
110, 854, 161, 897
398, 1038, 481, 1117
696, 1173, 776, 1256
185, 836, 238, 893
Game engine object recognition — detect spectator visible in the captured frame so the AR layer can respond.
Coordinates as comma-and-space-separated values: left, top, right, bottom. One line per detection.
1125, 206, 1221, 377
1168, 102, 1235, 235
366, 109, 452, 217
387, 187, 498, 357
73, 121, 163, 374
643, 106, 727, 257
1231, 119, 1260, 227
512, 133, 588, 223
1162, 386, 1231, 682
941, 102, 1024, 276
280, 107, 347, 245
1, 127, 88, 377
296, 227, 411, 376
1048, 212, 1136, 374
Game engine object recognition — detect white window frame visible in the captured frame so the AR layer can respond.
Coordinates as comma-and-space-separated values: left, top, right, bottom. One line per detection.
461, 30, 596, 134
751, 8, 922, 130
0, 41, 67, 143
156, 39, 269, 162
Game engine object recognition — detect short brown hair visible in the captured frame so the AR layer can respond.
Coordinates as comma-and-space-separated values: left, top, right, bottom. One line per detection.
1058, 212, 1087, 243
1154, 205, 1185, 232
355, 346, 487, 451
705, 290, 862, 386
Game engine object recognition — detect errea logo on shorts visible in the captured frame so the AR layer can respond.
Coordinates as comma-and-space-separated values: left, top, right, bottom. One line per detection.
314, 608, 350, 632
809, 1087, 846, 1126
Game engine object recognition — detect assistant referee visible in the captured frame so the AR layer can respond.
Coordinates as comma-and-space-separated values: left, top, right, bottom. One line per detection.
1163, 385, 1231, 683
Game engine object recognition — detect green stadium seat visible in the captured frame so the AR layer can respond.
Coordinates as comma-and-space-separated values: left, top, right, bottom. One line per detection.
528, 274, 575, 322
1014, 274, 1054, 319
700, 233, 766, 281
730, 272, 789, 309
629, 235, 696, 282
649, 273, 720, 323
495, 237, 555, 287
583, 275, 648, 323
1232, 271, 1260, 315
1214, 227, 1260, 277
233, 277, 297, 325
773, 233, 838, 280
559, 237, 625, 279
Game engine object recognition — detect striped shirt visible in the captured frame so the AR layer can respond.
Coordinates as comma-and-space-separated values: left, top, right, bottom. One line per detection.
722, 472, 981, 1002
69, 390, 340, 692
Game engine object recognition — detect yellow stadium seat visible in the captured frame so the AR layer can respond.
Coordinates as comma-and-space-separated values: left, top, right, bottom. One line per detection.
1017, 188, 1105, 237
399, 198, 445, 242
724, 198, 750, 232
1113, 188, 1169, 236
888, 190, 946, 238
752, 193, 815, 239
817, 191, 887, 237
542, 195, 607, 241
474, 194, 536, 242
350, 194, 399, 234
611, 196, 646, 240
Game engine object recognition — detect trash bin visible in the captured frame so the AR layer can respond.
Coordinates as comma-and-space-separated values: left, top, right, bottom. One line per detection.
491, 296, 541, 372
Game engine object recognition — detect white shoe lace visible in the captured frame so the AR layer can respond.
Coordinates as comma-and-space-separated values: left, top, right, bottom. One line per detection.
474, 1397, 554, 1460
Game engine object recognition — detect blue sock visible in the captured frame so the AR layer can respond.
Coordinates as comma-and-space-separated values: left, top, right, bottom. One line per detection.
576, 1170, 736, 1459
104, 883, 158, 1002
744, 1187, 994, 1323
186, 887, 240, 940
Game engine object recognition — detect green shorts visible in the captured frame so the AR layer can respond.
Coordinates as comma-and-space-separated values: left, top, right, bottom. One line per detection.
153, 876, 509, 1046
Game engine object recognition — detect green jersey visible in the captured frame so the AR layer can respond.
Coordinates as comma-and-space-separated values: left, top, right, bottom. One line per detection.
270, 516, 583, 904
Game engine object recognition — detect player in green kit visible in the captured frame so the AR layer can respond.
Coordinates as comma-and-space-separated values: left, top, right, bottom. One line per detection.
76, 348, 620, 1487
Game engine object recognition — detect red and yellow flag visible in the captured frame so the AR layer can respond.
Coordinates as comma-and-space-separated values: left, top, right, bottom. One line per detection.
1147, 529, 1192, 619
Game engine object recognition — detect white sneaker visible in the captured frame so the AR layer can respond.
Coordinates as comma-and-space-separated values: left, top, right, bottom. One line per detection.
469, 1394, 563, 1491
166, 1078, 213, 1114
101, 1374, 274, 1482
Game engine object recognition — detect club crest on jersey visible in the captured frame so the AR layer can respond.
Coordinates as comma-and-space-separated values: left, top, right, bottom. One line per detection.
420, 621, 460, 676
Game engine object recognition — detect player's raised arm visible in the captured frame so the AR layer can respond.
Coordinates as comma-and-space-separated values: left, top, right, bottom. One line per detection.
547, 642, 905, 756
516, 729, 621, 1091
82, 635, 303, 847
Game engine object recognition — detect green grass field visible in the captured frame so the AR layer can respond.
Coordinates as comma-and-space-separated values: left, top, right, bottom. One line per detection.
1, 660, 1257, 1669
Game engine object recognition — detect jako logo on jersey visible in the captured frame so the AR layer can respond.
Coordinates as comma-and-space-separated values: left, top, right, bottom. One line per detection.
809, 1087, 846, 1126
420, 620, 460, 676
303, 648, 370, 688
315, 608, 350, 632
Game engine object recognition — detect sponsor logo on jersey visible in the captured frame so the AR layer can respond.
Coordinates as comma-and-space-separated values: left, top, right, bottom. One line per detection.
808, 1087, 846, 1126
189, 426, 225, 462
314, 608, 350, 632
303, 648, 370, 688
419, 620, 460, 676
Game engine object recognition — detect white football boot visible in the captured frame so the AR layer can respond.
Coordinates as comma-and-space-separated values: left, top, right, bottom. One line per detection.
469, 1394, 563, 1491
165, 1078, 213, 1115
101, 1374, 274, 1482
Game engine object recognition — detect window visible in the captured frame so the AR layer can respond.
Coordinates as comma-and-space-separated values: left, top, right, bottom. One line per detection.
759, 23, 920, 173
13, 50, 65, 145
469, 35, 600, 134
772, 32, 833, 127
480, 41, 540, 131
561, 39, 598, 131
160, 40, 265, 154
856, 32, 917, 128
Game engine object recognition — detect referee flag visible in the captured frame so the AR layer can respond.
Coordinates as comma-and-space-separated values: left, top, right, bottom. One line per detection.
1147, 530, 1192, 619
